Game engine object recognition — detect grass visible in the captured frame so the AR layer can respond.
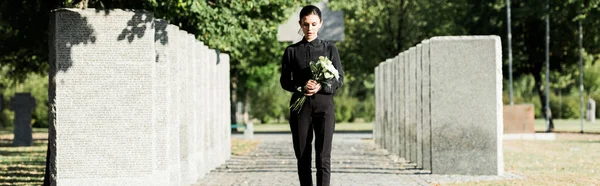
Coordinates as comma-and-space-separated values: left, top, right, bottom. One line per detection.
535, 119, 600, 133
0, 128, 47, 185
230, 139, 261, 156
445, 133, 600, 185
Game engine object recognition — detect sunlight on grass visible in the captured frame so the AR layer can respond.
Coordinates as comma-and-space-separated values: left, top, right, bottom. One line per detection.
0, 129, 47, 185
445, 133, 600, 185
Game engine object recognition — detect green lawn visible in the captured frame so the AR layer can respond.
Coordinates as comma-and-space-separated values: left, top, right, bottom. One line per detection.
535, 119, 600, 133
0, 128, 47, 185
446, 133, 600, 185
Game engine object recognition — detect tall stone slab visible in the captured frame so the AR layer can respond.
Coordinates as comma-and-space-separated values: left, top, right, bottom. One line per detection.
49, 9, 157, 185
201, 45, 211, 174
220, 52, 232, 165
410, 47, 419, 163
398, 53, 405, 159
394, 56, 401, 157
177, 30, 191, 184
185, 33, 199, 184
429, 36, 503, 175
208, 49, 217, 169
10, 93, 36, 147
375, 66, 381, 147
421, 40, 432, 171
152, 19, 170, 185
166, 24, 182, 185
403, 52, 410, 161
415, 44, 423, 169
192, 40, 205, 180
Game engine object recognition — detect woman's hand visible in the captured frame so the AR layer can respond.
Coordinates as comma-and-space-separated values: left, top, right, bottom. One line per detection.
304, 80, 321, 96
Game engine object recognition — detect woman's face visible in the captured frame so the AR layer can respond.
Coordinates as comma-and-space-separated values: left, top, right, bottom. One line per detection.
299, 14, 322, 41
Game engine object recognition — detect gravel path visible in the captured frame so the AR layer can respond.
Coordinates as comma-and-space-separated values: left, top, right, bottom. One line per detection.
195, 133, 520, 186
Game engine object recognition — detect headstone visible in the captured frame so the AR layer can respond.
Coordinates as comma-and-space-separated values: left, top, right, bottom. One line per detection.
409, 47, 417, 163
220, 52, 232, 162
503, 104, 535, 133
416, 44, 423, 169
421, 40, 432, 171
244, 122, 254, 140
10, 93, 36, 147
152, 19, 170, 185
166, 24, 182, 185
375, 66, 381, 147
48, 9, 156, 185
429, 36, 503, 175
277, 0, 344, 42
398, 53, 405, 158
587, 98, 596, 123
403, 51, 410, 161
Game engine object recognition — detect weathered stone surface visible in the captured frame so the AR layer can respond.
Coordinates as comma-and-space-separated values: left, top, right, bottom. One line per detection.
409, 47, 417, 163
10, 93, 36, 147
166, 24, 182, 186
398, 53, 405, 159
421, 40, 432, 171
49, 9, 156, 185
416, 44, 423, 169
153, 19, 170, 185
503, 104, 535, 133
429, 36, 503, 175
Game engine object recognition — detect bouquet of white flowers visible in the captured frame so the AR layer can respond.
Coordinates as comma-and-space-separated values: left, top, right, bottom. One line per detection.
290, 56, 340, 113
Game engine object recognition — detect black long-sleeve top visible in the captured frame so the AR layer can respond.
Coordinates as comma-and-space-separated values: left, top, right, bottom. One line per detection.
280, 37, 344, 97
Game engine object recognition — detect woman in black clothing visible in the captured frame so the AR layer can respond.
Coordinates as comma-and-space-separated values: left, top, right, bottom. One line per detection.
280, 5, 344, 186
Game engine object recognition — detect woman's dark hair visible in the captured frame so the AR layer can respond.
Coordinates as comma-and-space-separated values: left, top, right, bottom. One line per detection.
299, 5, 322, 20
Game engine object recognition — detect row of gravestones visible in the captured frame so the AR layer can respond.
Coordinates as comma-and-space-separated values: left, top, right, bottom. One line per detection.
374, 36, 504, 176
46, 9, 230, 185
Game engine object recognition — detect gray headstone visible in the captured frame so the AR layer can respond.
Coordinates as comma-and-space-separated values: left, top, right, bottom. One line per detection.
10, 93, 36, 147
153, 19, 170, 185
223, 53, 232, 161
403, 52, 410, 161
398, 53, 405, 159
421, 40, 432, 171
587, 98, 596, 122
416, 44, 423, 169
429, 36, 503, 175
408, 47, 417, 163
176, 30, 190, 184
393, 56, 400, 157
277, 0, 344, 42
48, 9, 156, 185
375, 66, 380, 147
385, 60, 391, 150
191, 40, 203, 180
166, 24, 182, 185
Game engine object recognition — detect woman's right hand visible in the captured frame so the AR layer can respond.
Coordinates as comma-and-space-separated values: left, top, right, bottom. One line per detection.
304, 80, 320, 96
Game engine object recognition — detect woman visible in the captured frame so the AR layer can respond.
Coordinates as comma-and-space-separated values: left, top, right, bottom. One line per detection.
280, 5, 344, 186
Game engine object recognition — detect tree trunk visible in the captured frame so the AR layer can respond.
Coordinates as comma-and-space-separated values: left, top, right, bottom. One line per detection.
230, 69, 238, 133
533, 68, 554, 132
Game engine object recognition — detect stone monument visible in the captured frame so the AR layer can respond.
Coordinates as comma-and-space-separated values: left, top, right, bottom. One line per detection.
429, 36, 503, 175
587, 98, 596, 123
10, 93, 36, 147
49, 9, 156, 185
503, 104, 535, 133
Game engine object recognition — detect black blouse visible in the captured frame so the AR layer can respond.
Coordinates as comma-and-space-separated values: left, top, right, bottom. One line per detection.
280, 37, 344, 96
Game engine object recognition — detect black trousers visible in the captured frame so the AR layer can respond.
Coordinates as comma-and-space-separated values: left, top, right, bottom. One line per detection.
289, 94, 335, 186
